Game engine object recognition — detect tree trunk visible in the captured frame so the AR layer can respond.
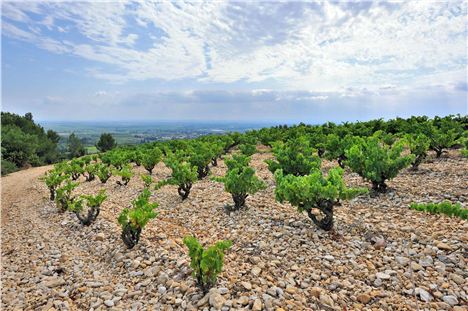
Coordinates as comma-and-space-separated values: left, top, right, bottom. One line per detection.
306, 200, 334, 231
178, 183, 191, 200
121, 224, 141, 249
371, 181, 387, 193
232, 193, 248, 210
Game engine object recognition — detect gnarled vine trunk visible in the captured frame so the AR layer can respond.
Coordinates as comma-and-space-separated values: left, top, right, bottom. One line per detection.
197, 165, 209, 179
75, 207, 100, 226
232, 193, 248, 210
305, 200, 334, 231
177, 183, 192, 200
121, 224, 141, 249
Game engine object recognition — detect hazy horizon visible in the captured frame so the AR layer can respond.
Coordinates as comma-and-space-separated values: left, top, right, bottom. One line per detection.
2, 1, 467, 121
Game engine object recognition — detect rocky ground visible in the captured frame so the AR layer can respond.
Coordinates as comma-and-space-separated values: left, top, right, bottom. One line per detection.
1, 147, 467, 311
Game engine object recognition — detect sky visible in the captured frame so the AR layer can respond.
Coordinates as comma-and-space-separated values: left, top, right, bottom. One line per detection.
1, 1, 467, 123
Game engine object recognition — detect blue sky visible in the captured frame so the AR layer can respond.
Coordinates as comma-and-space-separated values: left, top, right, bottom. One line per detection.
1, 1, 467, 122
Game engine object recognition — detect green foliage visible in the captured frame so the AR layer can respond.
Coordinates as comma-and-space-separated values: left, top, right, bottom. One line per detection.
41, 169, 70, 200
140, 147, 162, 174
68, 133, 86, 158
69, 190, 107, 225
65, 159, 85, 180
274, 167, 367, 230
96, 133, 116, 152
403, 133, 430, 170
183, 236, 232, 292
410, 201, 467, 220
423, 119, 462, 157
322, 134, 358, 168
157, 154, 198, 200
188, 142, 215, 179
266, 136, 321, 176
141, 174, 155, 188
84, 163, 98, 181
214, 155, 265, 210
114, 164, 134, 186
118, 188, 158, 248
239, 143, 257, 156
55, 180, 79, 212
346, 137, 414, 192
96, 163, 112, 183
1, 112, 61, 174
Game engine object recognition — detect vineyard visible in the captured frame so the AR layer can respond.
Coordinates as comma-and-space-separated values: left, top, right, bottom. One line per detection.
2, 115, 467, 310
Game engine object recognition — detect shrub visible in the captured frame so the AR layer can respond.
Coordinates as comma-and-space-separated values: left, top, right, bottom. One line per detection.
210, 142, 224, 166
65, 159, 85, 181
239, 143, 257, 156
69, 190, 107, 225
96, 163, 112, 183
403, 133, 430, 170
424, 121, 460, 157
213, 155, 265, 210
346, 137, 414, 192
114, 164, 134, 186
183, 236, 232, 293
41, 169, 69, 200
141, 147, 162, 175
68, 133, 86, 158
117, 188, 158, 249
55, 180, 79, 212
156, 155, 198, 200
322, 134, 359, 168
189, 142, 215, 179
266, 136, 320, 176
84, 163, 97, 181
410, 201, 467, 220
275, 168, 367, 231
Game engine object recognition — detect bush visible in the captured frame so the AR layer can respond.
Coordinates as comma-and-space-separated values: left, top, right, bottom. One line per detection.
96, 163, 112, 183
84, 163, 97, 181
65, 159, 85, 181
183, 236, 232, 293
69, 190, 107, 225
117, 188, 158, 249
141, 147, 162, 175
157, 155, 198, 200
239, 143, 257, 156
346, 137, 414, 192
210, 142, 224, 166
141, 174, 155, 188
213, 155, 265, 210
55, 180, 79, 212
266, 136, 320, 176
275, 168, 367, 231
424, 120, 461, 157
188, 142, 215, 179
68, 133, 86, 158
410, 201, 467, 220
41, 169, 69, 200
403, 133, 430, 170
322, 134, 359, 168
1, 158, 18, 175
114, 164, 134, 186
96, 133, 116, 152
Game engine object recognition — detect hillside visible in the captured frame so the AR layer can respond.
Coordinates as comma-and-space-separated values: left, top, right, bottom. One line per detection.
1, 146, 466, 310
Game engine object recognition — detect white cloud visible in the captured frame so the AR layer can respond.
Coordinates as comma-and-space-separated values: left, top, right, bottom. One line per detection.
1, 1, 467, 92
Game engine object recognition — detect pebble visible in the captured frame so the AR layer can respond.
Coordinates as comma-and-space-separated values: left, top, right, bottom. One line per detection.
442, 295, 458, 306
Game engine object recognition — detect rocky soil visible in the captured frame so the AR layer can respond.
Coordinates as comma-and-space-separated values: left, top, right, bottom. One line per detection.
1, 147, 467, 311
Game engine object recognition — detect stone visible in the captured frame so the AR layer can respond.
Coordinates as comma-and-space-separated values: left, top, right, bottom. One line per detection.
218, 287, 228, 295
436, 242, 452, 251
450, 273, 464, 285
104, 300, 114, 307
43, 277, 66, 288
320, 293, 334, 307
357, 293, 371, 304
158, 286, 167, 294
209, 290, 225, 310
310, 287, 321, 298
442, 295, 458, 306
238, 296, 249, 306
251, 267, 262, 276
252, 299, 262, 311
375, 272, 391, 280
411, 262, 423, 271
324, 255, 335, 261
418, 289, 433, 302
285, 285, 296, 294
95, 233, 106, 241
395, 256, 410, 266
241, 281, 252, 290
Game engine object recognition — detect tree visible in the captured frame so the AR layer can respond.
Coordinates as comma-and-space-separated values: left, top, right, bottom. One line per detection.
68, 133, 86, 158
96, 133, 116, 152
213, 155, 265, 210
322, 134, 358, 168
156, 154, 198, 200
140, 147, 162, 175
346, 137, 414, 192
403, 133, 430, 170
275, 167, 367, 231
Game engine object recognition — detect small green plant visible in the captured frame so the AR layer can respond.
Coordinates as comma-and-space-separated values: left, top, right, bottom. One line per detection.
96, 163, 112, 183
69, 190, 107, 225
41, 169, 69, 200
239, 143, 257, 156
84, 163, 97, 182
410, 201, 467, 220
275, 167, 367, 231
55, 180, 79, 212
210, 142, 224, 166
141, 147, 162, 175
141, 174, 154, 188
65, 159, 84, 181
114, 164, 134, 186
117, 188, 158, 249
156, 155, 198, 200
213, 155, 265, 210
322, 134, 359, 168
183, 236, 232, 293
266, 136, 321, 176
346, 137, 414, 192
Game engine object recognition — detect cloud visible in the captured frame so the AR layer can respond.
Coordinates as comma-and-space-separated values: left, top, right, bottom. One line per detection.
1, 1, 466, 92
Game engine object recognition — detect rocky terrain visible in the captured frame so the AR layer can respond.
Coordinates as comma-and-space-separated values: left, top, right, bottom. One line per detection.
1, 147, 467, 311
